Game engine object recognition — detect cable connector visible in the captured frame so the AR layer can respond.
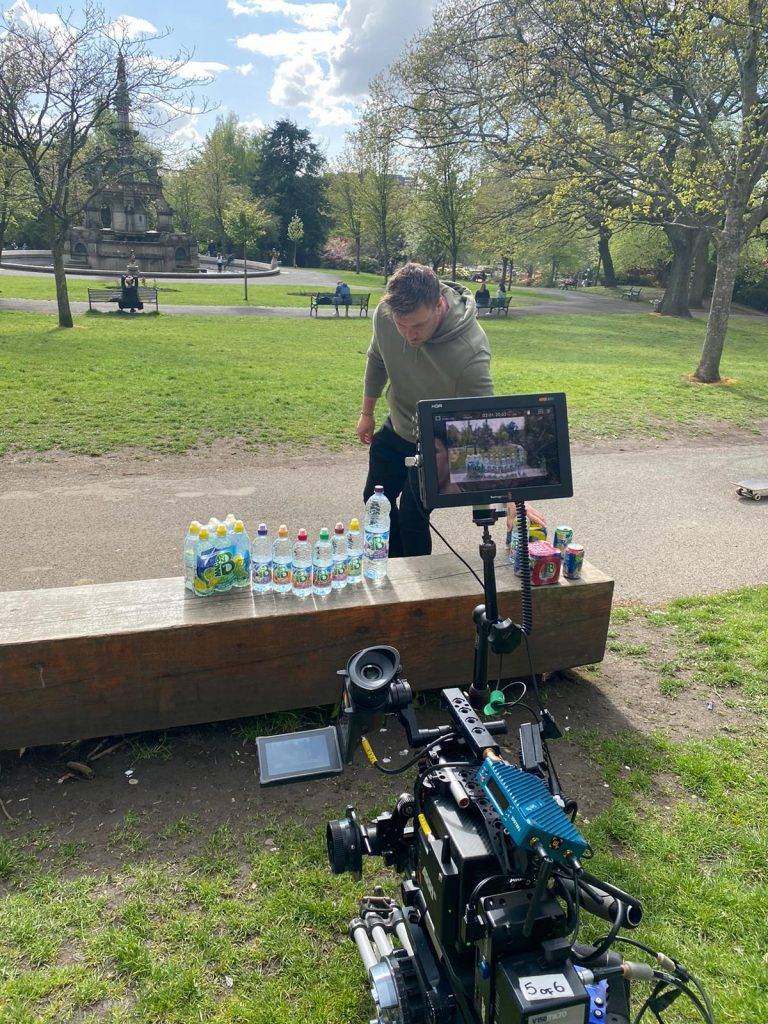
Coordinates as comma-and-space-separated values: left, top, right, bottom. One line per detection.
621, 961, 656, 982
360, 736, 378, 766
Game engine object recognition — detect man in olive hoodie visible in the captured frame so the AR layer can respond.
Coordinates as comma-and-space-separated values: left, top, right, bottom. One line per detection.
358, 263, 493, 558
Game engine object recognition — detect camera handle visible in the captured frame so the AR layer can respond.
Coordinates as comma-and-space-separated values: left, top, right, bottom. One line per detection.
468, 500, 530, 711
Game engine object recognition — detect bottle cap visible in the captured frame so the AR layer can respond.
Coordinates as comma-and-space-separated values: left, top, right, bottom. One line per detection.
334, 522, 345, 534
319, 527, 330, 541
258, 523, 268, 535
188, 521, 201, 534
208, 517, 220, 528
224, 513, 236, 525
233, 520, 244, 533
349, 517, 360, 530
374, 484, 384, 493
199, 527, 209, 540
277, 524, 288, 537
297, 528, 308, 541
216, 524, 228, 537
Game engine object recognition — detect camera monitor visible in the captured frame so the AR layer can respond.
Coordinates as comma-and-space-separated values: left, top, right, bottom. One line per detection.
416, 393, 573, 509
257, 726, 343, 786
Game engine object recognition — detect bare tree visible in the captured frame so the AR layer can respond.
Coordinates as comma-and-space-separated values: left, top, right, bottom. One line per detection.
0, 2, 206, 327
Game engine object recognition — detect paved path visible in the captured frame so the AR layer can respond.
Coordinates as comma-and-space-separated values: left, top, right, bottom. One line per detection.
2, 440, 766, 601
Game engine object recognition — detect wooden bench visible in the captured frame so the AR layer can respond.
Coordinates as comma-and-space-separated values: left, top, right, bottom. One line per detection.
87, 287, 159, 312
310, 292, 370, 317
619, 286, 643, 301
487, 296, 513, 316
0, 557, 613, 750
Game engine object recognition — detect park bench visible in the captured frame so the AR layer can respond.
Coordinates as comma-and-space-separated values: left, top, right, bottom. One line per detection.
0, 555, 613, 750
558, 278, 578, 290
619, 286, 643, 301
87, 286, 159, 312
649, 297, 662, 312
487, 296, 513, 316
310, 292, 370, 317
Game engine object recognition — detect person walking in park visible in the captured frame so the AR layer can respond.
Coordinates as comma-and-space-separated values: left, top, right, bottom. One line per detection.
216, 252, 223, 273
357, 263, 494, 557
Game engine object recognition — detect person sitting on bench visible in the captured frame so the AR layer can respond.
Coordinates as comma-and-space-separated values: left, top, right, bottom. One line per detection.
118, 274, 143, 312
474, 281, 491, 308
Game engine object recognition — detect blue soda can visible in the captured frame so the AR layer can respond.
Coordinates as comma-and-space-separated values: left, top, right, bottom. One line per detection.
563, 543, 584, 579
554, 526, 574, 552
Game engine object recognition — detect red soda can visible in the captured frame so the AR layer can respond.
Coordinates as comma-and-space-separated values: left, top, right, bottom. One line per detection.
528, 541, 562, 586
563, 543, 584, 579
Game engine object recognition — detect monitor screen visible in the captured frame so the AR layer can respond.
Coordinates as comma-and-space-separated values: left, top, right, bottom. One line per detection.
257, 726, 343, 785
416, 394, 573, 509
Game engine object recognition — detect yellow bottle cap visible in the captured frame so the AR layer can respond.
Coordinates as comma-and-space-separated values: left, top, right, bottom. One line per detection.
188, 521, 201, 534
233, 520, 245, 532
277, 524, 288, 537
349, 518, 360, 530
216, 524, 228, 537
199, 527, 209, 540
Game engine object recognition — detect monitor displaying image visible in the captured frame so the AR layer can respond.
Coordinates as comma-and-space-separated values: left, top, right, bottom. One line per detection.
416, 394, 572, 509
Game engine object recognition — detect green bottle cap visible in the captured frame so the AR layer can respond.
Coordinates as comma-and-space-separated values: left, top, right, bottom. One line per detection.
483, 690, 507, 716
319, 527, 330, 541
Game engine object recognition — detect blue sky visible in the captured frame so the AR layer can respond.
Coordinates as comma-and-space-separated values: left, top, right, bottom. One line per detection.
9, 0, 438, 157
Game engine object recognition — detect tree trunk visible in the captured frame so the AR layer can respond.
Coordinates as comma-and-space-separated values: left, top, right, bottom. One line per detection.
51, 235, 73, 329
688, 231, 710, 309
694, 238, 739, 383
243, 241, 248, 302
355, 234, 361, 275
292, 241, 297, 267
660, 225, 695, 317
501, 256, 508, 289
598, 227, 616, 287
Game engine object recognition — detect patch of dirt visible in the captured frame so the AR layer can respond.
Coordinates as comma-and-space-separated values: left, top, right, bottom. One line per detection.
0, 613, 753, 879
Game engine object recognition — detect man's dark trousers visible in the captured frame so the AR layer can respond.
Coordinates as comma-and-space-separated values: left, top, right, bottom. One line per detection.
363, 421, 431, 557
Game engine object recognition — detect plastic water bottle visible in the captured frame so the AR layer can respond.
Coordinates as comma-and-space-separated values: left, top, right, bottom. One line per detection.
193, 526, 215, 597
347, 517, 363, 584
272, 524, 292, 594
231, 520, 251, 588
313, 527, 334, 596
292, 529, 313, 598
364, 485, 391, 581
331, 522, 348, 590
213, 523, 236, 592
252, 523, 272, 593
183, 520, 202, 590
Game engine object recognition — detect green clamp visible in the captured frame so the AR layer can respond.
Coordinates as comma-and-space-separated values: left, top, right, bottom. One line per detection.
483, 690, 507, 716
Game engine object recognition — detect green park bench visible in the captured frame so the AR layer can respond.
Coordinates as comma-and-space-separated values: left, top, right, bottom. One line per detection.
87, 286, 159, 312
0, 556, 613, 750
487, 296, 513, 316
310, 292, 370, 317
619, 286, 643, 301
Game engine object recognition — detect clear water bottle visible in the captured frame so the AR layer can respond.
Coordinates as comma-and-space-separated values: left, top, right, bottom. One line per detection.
193, 526, 215, 597
347, 517, 363, 584
331, 522, 348, 590
364, 485, 391, 581
313, 527, 333, 597
252, 523, 273, 593
231, 520, 251, 588
213, 523, 236, 592
183, 520, 201, 590
272, 525, 292, 594
292, 528, 312, 598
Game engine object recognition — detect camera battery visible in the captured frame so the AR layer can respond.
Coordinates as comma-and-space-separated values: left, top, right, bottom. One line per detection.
493, 956, 589, 1024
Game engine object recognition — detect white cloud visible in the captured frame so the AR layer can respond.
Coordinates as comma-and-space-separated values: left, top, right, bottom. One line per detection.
240, 114, 266, 132
227, 0, 339, 30
236, 28, 336, 59
168, 115, 204, 154
177, 59, 230, 80
236, 61, 255, 75
109, 14, 158, 39
6, 0, 66, 34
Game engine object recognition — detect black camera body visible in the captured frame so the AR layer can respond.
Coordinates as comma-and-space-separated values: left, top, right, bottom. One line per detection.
327, 661, 635, 1024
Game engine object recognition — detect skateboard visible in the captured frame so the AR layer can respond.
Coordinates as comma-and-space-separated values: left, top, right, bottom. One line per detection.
736, 478, 768, 501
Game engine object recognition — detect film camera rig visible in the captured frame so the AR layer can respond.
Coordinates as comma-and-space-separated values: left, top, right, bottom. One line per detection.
258, 395, 714, 1024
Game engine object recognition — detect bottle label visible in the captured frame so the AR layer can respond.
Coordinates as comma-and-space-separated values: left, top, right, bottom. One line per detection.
292, 566, 311, 589
233, 551, 251, 583
195, 546, 237, 593
313, 565, 332, 587
347, 555, 362, 577
253, 561, 272, 585
332, 559, 348, 583
364, 530, 389, 560
272, 562, 292, 586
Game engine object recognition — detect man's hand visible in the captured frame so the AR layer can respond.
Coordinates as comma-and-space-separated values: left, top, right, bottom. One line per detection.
506, 502, 547, 531
357, 412, 375, 445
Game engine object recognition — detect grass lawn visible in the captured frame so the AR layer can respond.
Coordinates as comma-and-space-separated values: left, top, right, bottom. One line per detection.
0, 585, 765, 1023
0, 273, 556, 308
0, 311, 766, 455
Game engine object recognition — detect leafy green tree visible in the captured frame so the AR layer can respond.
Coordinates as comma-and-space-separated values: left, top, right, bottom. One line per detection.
224, 197, 271, 300
357, 104, 405, 281
287, 213, 304, 267
328, 135, 367, 274
413, 146, 476, 281
0, 147, 34, 261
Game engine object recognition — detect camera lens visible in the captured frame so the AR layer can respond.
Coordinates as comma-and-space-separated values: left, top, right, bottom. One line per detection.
362, 664, 382, 681
327, 817, 363, 876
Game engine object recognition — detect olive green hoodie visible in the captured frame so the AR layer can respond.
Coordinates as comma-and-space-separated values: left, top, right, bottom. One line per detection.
363, 283, 493, 441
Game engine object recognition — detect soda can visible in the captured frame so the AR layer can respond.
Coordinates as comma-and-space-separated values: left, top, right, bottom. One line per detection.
563, 543, 584, 580
554, 526, 574, 552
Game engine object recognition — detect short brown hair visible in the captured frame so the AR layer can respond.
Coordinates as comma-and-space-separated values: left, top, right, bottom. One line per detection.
383, 262, 441, 316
